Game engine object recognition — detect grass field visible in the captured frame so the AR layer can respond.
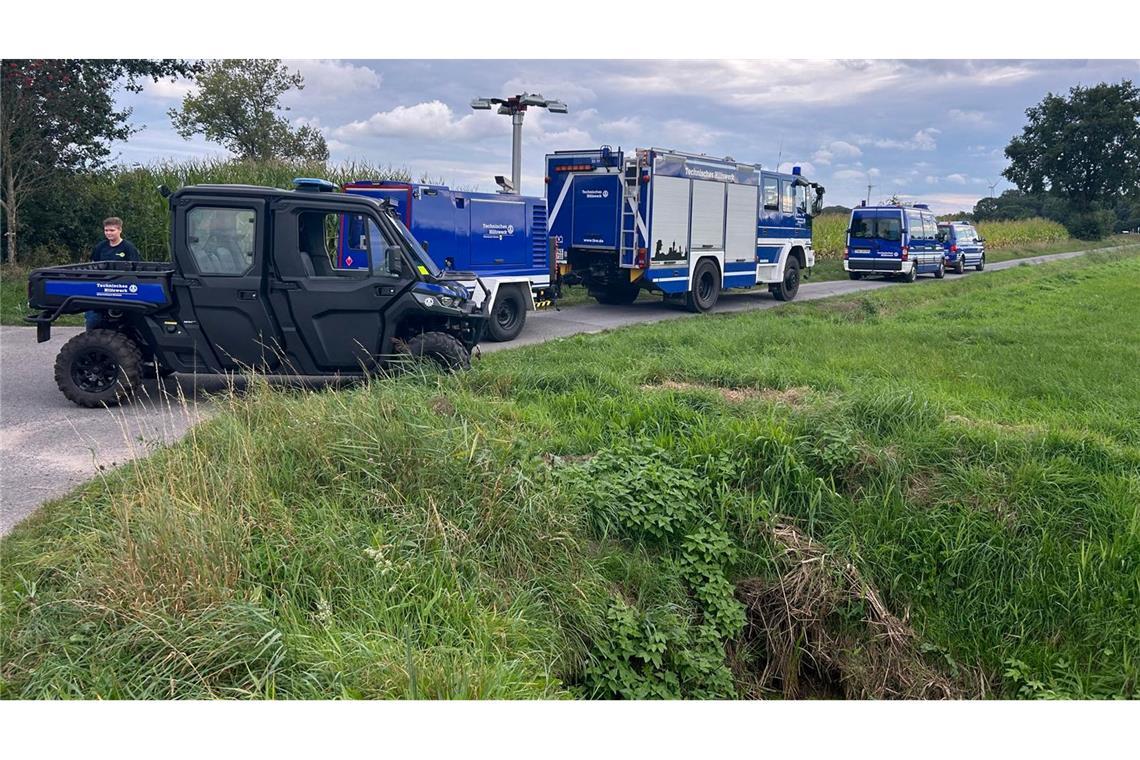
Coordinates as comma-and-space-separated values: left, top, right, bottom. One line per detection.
2, 250, 1138, 699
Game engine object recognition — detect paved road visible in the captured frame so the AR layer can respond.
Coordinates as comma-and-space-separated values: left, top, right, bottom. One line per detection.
0, 246, 1121, 534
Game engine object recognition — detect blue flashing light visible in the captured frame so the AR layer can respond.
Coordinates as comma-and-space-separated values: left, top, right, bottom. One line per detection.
293, 177, 338, 193
792, 166, 802, 176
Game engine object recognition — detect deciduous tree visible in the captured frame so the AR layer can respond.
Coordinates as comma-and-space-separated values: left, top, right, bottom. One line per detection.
168, 59, 329, 163
1, 59, 198, 263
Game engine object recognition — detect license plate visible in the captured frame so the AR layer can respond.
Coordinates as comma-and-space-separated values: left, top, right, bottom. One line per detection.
853, 248, 870, 254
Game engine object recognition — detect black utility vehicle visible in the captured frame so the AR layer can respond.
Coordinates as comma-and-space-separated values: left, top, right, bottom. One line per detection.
26, 179, 487, 407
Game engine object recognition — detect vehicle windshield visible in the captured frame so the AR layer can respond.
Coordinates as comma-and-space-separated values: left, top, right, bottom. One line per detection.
851, 212, 902, 241
392, 218, 442, 277
954, 225, 976, 242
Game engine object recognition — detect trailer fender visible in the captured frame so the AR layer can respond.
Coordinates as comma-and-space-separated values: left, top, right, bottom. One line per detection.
477, 276, 538, 313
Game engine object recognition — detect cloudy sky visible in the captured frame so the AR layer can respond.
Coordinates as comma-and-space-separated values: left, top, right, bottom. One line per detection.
115, 59, 1140, 214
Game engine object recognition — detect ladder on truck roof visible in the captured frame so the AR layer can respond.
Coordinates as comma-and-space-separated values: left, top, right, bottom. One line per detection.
619, 156, 640, 269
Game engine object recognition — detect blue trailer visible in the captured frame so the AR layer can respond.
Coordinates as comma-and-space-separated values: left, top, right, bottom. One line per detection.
343, 181, 553, 341
545, 146, 825, 310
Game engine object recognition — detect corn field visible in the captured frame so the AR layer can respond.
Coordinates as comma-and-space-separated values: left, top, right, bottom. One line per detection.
811, 214, 1070, 260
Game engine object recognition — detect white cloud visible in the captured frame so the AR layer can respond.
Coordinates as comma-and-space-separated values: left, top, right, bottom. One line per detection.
948, 108, 990, 126
855, 128, 940, 152
812, 149, 833, 166
142, 77, 197, 101
829, 140, 862, 158
332, 100, 500, 142
284, 59, 381, 101
925, 175, 940, 184
946, 173, 968, 185
777, 161, 816, 176
868, 168, 881, 179
662, 118, 723, 148
834, 169, 866, 180
599, 116, 641, 138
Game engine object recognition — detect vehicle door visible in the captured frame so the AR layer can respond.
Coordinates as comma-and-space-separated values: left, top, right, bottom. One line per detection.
269, 199, 415, 372
173, 199, 282, 371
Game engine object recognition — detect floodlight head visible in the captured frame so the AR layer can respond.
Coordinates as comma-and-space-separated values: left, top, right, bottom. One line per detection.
495, 175, 515, 193
519, 93, 546, 107
470, 98, 493, 110
497, 105, 512, 115
545, 100, 568, 114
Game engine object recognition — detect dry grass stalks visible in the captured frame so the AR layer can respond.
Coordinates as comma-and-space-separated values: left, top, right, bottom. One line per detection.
734, 522, 970, 699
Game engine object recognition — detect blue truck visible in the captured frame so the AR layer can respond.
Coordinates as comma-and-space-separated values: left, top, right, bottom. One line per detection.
544, 146, 825, 310
343, 181, 552, 341
844, 203, 946, 282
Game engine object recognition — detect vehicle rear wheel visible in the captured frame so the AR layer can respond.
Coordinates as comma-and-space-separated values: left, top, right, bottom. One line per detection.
848, 271, 864, 280
954, 256, 966, 274
975, 254, 985, 271
685, 258, 721, 312
484, 286, 527, 342
54, 329, 142, 407
900, 265, 917, 283
771, 256, 801, 301
404, 331, 471, 371
590, 281, 640, 306
934, 261, 946, 279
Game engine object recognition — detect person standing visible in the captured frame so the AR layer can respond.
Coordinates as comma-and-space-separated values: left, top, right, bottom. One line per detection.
86, 217, 141, 331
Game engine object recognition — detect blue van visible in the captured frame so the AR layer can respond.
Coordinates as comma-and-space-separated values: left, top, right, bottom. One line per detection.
844, 203, 945, 282
937, 221, 986, 273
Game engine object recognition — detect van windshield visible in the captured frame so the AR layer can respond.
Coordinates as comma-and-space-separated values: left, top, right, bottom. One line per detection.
851, 212, 902, 241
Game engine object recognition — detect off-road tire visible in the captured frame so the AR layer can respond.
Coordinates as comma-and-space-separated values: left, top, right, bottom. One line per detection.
485, 286, 527, 342
686, 258, 721, 312
848, 271, 864, 280
934, 261, 946, 279
771, 256, 801, 301
590, 281, 640, 306
54, 329, 143, 407
404, 331, 471, 371
975, 255, 985, 272
954, 256, 966, 274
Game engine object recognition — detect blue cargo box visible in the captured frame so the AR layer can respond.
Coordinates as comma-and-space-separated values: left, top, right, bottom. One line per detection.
342, 182, 549, 279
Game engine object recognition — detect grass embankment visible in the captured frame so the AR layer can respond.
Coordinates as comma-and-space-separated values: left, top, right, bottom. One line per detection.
3, 251, 1139, 699
1, 266, 83, 327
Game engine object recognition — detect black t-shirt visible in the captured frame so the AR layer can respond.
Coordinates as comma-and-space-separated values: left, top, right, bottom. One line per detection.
92, 239, 141, 263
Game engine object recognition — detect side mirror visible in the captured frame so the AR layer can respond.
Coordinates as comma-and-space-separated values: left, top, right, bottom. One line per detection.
388, 247, 404, 275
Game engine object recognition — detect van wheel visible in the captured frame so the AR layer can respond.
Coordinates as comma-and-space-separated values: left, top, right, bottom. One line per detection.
848, 271, 864, 280
54, 329, 142, 407
686, 258, 721, 312
485, 287, 527, 342
591, 281, 640, 306
934, 261, 946, 279
954, 256, 966, 274
900, 265, 917, 283
404, 331, 471, 371
771, 256, 801, 301
975, 255, 985, 271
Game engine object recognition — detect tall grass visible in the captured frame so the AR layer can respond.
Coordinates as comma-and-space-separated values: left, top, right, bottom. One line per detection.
811, 214, 1071, 261
2, 250, 1138, 699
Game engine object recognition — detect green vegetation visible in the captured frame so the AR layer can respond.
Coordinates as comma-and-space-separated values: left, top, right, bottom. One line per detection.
3, 250, 1138, 699
0, 266, 81, 326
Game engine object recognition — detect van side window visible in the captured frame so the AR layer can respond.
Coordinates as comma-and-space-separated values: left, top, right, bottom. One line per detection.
781, 181, 794, 214
762, 177, 779, 210
186, 207, 256, 276
906, 210, 924, 240
922, 213, 938, 240
795, 184, 808, 215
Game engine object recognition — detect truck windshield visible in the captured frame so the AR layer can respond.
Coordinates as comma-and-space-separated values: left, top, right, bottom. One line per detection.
851, 212, 902, 241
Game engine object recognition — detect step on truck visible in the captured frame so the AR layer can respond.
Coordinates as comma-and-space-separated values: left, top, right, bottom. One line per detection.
545, 146, 825, 310
25, 178, 487, 407
343, 181, 552, 342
